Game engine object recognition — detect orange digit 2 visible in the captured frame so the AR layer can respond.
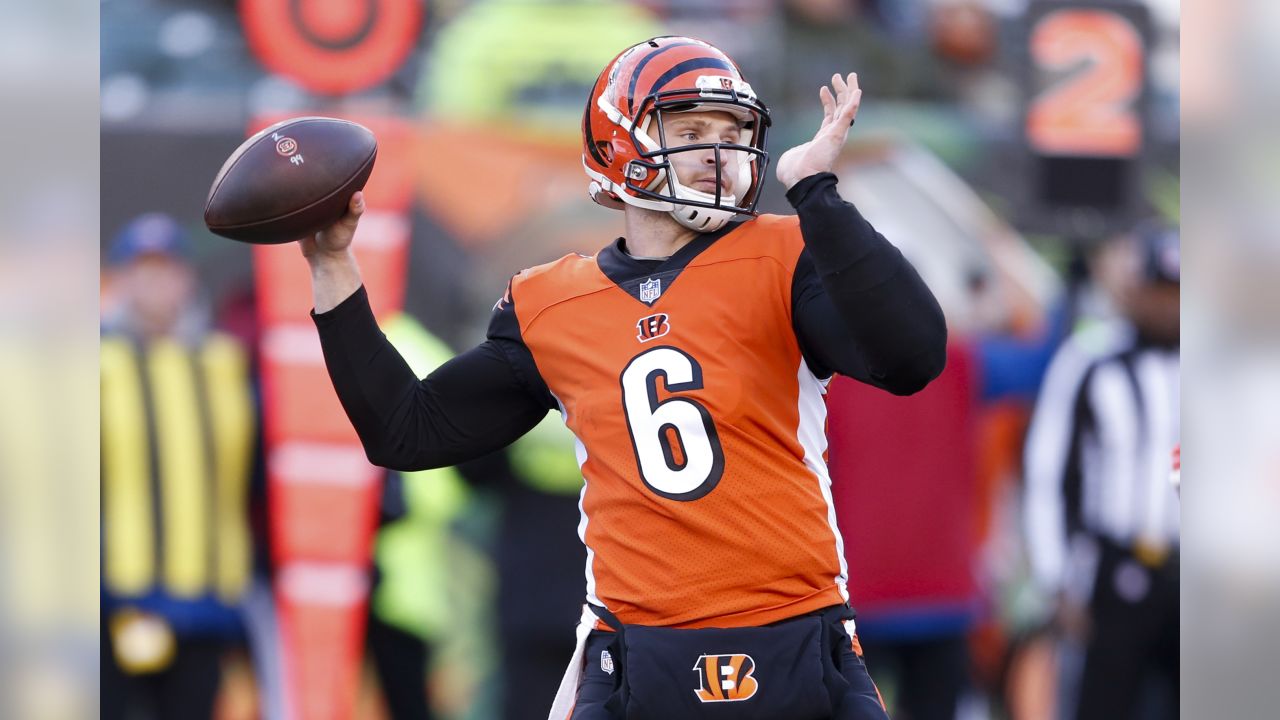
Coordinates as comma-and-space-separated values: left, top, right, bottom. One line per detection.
1028, 9, 1144, 157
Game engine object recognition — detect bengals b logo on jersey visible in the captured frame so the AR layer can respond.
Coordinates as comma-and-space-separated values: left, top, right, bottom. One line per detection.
636, 313, 671, 343
693, 653, 759, 702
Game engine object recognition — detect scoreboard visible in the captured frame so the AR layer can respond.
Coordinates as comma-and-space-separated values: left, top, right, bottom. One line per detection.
1019, 0, 1154, 240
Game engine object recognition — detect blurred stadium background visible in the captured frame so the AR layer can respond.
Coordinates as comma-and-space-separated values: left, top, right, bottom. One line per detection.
94, 1, 1182, 717
84, 0, 1185, 718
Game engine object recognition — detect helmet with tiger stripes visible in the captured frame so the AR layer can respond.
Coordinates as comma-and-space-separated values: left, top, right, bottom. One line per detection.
582, 36, 771, 233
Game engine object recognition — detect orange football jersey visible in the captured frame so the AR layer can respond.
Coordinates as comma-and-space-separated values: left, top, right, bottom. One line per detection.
508, 214, 849, 629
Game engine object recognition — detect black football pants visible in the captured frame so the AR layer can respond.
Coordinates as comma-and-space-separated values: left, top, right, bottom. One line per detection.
569, 621, 888, 719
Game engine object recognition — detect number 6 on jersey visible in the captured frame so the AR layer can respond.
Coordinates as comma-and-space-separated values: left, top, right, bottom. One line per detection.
620, 346, 726, 501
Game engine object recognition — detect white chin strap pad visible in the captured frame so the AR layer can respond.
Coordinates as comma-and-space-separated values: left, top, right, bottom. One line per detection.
667, 176, 736, 232
664, 156, 755, 233
670, 203, 736, 232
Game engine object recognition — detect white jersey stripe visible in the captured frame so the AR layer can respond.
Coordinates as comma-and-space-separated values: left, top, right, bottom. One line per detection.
555, 395, 601, 607
795, 362, 849, 601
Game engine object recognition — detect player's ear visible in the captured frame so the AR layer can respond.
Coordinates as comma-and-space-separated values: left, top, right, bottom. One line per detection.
610, 138, 630, 161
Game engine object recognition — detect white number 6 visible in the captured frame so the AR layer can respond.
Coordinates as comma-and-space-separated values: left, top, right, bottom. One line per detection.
620, 346, 724, 501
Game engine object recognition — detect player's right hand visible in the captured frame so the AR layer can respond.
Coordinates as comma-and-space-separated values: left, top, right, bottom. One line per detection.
300, 192, 364, 260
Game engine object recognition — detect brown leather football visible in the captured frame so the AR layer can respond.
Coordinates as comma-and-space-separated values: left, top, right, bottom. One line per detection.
204, 116, 377, 244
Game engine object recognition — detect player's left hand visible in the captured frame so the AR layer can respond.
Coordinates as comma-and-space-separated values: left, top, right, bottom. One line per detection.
775, 73, 862, 191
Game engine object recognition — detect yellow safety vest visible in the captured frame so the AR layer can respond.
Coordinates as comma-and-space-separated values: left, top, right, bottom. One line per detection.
509, 412, 584, 496
101, 332, 255, 603
373, 314, 470, 642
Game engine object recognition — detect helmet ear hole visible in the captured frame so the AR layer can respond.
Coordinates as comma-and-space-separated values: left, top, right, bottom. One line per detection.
597, 141, 614, 163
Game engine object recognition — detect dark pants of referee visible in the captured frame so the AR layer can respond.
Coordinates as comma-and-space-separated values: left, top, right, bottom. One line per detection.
1076, 540, 1179, 720
858, 633, 969, 720
570, 616, 888, 719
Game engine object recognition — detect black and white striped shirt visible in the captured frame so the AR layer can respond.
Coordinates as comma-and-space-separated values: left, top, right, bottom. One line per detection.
1024, 320, 1180, 593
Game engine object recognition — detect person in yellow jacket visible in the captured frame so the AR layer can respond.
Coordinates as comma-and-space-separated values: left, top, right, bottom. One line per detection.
373, 311, 590, 720
496, 414, 587, 720
369, 312, 494, 720
100, 214, 257, 720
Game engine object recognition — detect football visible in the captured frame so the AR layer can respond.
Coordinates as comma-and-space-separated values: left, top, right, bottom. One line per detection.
204, 116, 377, 244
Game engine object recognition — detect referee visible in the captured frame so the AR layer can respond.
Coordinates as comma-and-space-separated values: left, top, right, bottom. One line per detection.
1024, 220, 1180, 719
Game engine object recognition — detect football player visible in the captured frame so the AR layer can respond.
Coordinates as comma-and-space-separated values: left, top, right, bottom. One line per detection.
303, 36, 946, 720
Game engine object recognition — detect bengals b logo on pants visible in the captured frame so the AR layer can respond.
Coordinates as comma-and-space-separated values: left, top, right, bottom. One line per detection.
693, 654, 759, 702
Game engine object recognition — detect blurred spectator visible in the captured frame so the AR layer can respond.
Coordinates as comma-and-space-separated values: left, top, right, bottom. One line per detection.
1023, 220, 1180, 719
362, 311, 580, 720
100, 214, 258, 719
630, 0, 779, 90
367, 312, 473, 720
780, 0, 953, 114
494, 415, 587, 720
827, 141, 1068, 719
827, 323, 1062, 720
827, 342, 983, 720
928, 1, 997, 69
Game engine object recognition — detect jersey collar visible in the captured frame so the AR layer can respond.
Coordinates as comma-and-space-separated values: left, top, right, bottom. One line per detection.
596, 220, 743, 306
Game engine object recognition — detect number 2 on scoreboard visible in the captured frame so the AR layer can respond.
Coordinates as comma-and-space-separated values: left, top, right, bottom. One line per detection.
1027, 9, 1144, 157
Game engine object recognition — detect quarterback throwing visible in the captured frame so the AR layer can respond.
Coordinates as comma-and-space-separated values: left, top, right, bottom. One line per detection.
303, 36, 946, 720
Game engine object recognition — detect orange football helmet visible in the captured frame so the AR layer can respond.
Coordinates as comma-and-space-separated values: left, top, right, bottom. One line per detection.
582, 36, 771, 232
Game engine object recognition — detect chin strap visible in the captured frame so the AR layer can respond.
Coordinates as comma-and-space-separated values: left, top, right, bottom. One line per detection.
669, 202, 735, 232
584, 146, 747, 234
665, 167, 746, 232
589, 175, 736, 233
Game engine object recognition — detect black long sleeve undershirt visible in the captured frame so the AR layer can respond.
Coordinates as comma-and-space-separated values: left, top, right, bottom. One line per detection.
314, 172, 946, 471
786, 172, 947, 393
313, 290, 550, 471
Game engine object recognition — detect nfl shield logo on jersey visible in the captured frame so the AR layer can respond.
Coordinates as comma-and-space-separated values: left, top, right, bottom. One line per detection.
639, 277, 662, 304
601, 649, 615, 675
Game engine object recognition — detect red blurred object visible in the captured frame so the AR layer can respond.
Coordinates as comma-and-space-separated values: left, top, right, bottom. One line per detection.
930, 1, 996, 67
252, 113, 415, 720
240, 0, 423, 95
827, 343, 981, 621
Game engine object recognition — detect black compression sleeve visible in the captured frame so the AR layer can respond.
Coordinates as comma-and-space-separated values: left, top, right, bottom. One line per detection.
787, 172, 947, 394
312, 286, 549, 471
